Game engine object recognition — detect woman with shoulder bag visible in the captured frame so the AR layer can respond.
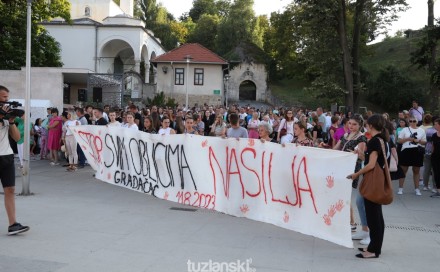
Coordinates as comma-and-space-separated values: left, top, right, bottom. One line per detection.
333, 114, 368, 239
397, 116, 427, 195
347, 114, 391, 259
277, 110, 295, 144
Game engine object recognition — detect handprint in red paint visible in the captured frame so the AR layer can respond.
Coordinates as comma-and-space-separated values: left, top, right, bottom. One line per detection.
326, 175, 334, 188
323, 214, 332, 226
164, 191, 169, 200
240, 204, 250, 214
248, 139, 255, 147
201, 140, 208, 148
107, 173, 112, 180
335, 200, 344, 211
283, 211, 290, 223
328, 205, 337, 218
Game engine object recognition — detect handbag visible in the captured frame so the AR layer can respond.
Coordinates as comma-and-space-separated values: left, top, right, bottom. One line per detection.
359, 138, 393, 205
389, 154, 398, 172
279, 120, 287, 138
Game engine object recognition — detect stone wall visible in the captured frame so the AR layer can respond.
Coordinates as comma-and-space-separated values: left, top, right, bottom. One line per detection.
228, 63, 268, 102
169, 93, 223, 107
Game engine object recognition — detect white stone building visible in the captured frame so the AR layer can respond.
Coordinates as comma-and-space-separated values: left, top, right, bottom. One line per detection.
152, 43, 228, 107
0, 0, 166, 111
224, 42, 270, 104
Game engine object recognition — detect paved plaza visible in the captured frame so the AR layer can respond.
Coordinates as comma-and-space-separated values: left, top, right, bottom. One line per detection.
0, 159, 439, 272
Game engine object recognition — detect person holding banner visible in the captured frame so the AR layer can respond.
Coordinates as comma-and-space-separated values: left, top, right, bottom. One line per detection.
348, 114, 389, 259
122, 112, 137, 130
258, 122, 277, 143
158, 117, 176, 135
143, 116, 157, 134
292, 121, 314, 147
332, 114, 367, 236
108, 110, 121, 127
184, 116, 198, 135
210, 115, 226, 137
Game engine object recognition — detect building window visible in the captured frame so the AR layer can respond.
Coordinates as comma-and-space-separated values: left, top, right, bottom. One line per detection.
85, 6, 90, 17
194, 68, 204, 85
175, 68, 184, 85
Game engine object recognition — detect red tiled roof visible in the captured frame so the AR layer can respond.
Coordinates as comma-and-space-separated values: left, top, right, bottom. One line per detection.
152, 43, 228, 65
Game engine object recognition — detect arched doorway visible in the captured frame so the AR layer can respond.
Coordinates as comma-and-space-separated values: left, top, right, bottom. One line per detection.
99, 39, 135, 74
239, 80, 257, 100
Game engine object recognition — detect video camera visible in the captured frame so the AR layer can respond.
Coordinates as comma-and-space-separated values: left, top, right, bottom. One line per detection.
0, 101, 24, 119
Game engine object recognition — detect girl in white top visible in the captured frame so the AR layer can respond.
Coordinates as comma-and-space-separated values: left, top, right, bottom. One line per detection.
277, 110, 297, 144
122, 112, 138, 131
158, 117, 176, 135
62, 111, 79, 171
107, 110, 121, 127
397, 116, 427, 195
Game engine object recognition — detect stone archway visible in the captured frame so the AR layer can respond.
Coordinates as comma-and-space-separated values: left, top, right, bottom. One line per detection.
99, 39, 135, 74
239, 80, 257, 100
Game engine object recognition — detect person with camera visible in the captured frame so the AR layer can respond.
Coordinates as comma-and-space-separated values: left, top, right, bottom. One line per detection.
397, 115, 427, 196
0, 85, 30, 235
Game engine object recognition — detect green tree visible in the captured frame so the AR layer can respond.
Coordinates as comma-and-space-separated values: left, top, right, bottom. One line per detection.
136, 1, 190, 50
137, 0, 158, 28
252, 15, 269, 49
187, 14, 220, 51
189, 0, 217, 22
0, 0, 71, 69
269, 0, 408, 111
216, 0, 255, 55
411, 0, 439, 113
367, 66, 421, 112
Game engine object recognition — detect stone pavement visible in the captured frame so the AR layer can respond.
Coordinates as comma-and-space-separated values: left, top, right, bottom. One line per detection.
0, 159, 439, 272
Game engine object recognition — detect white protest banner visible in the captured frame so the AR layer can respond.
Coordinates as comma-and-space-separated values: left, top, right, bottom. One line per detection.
71, 126, 358, 248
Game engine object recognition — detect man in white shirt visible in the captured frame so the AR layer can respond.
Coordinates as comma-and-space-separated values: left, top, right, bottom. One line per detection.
0, 85, 30, 235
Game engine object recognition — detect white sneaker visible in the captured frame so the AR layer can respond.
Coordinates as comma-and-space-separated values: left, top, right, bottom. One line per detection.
432, 188, 438, 193
415, 189, 422, 196
360, 236, 371, 245
397, 188, 403, 195
352, 231, 369, 240
423, 187, 428, 191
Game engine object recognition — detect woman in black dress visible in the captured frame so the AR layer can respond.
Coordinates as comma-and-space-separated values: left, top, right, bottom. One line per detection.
348, 114, 389, 259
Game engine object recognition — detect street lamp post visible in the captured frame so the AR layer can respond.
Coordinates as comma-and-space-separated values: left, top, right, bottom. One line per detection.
183, 55, 192, 110
21, 0, 33, 195
223, 75, 231, 109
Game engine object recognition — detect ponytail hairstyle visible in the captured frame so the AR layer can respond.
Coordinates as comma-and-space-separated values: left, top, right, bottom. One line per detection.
295, 121, 312, 139
367, 114, 390, 142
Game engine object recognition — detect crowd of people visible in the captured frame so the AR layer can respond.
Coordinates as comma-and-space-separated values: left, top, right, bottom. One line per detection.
7, 98, 440, 259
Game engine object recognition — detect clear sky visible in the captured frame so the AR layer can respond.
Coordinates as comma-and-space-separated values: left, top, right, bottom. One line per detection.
159, 0, 439, 37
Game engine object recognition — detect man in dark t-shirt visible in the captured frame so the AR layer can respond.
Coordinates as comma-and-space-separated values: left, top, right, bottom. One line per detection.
93, 108, 108, 126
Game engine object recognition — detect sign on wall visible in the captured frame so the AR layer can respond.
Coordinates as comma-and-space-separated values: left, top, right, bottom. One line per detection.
71, 126, 357, 248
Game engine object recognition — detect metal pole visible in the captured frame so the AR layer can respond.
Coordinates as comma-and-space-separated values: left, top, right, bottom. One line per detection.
185, 56, 190, 110
21, 0, 33, 195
